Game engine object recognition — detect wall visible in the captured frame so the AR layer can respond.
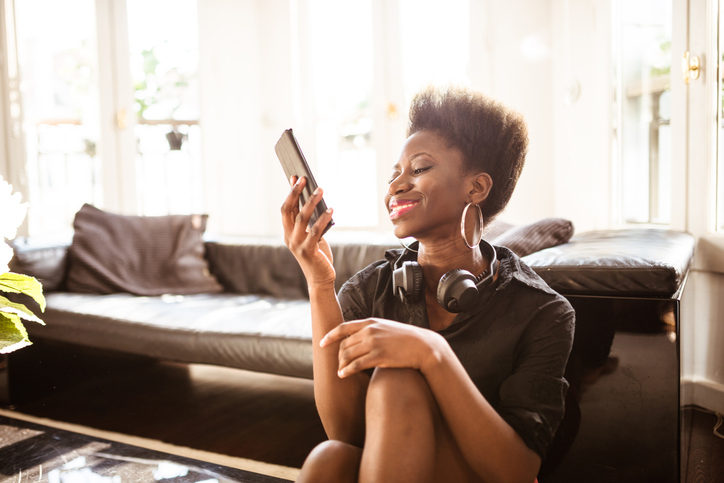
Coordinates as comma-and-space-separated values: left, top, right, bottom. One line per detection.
551, 0, 613, 233
470, 0, 612, 232
469, 0, 557, 226
681, 269, 724, 414
197, 0, 293, 237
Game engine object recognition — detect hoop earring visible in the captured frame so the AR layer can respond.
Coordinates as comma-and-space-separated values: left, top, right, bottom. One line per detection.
461, 202, 484, 249
398, 237, 419, 253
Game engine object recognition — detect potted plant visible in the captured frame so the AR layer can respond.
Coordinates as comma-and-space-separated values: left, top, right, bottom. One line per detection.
0, 175, 45, 354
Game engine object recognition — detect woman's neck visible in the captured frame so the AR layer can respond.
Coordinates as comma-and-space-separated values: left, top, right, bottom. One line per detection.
416, 236, 488, 292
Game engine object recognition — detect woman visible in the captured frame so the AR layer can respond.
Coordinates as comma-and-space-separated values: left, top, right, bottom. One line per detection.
281, 85, 574, 483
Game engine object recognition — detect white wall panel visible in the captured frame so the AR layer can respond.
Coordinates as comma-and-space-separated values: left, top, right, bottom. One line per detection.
198, 0, 266, 236
551, 0, 612, 233
477, 0, 556, 226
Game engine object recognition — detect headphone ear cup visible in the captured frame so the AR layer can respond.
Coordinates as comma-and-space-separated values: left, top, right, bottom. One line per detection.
437, 269, 478, 313
409, 262, 423, 303
392, 261, 424, 303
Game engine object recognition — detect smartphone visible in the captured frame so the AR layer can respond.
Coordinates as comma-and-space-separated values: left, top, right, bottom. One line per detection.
275, 129, 334, 236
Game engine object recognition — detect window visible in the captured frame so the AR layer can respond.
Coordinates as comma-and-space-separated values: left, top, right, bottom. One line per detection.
307, 0, 376, 227
15, 0, 103, 236
127, 0, 202, 216
10, 0, 203, 237
613, 0, 673, 225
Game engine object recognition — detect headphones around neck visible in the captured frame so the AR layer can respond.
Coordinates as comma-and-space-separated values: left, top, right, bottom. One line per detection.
391, 239, 498, 314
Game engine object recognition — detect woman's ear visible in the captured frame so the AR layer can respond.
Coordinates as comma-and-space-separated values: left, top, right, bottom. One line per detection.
469, 172, 493, 205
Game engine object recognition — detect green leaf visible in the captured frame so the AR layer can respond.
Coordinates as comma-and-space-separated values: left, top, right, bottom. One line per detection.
0, 272, 45, 311
0, 294, 44, 324
0, 312, 32, 354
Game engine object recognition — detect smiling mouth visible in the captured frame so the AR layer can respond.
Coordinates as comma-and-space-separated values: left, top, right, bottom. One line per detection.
389, 201, 420, 219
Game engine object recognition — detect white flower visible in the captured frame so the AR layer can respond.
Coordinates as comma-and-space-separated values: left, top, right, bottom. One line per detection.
0, 241, 11, 274
0, 175, 28, 241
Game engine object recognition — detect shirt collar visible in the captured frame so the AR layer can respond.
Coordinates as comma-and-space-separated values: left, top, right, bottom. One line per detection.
384, 242, 558, 299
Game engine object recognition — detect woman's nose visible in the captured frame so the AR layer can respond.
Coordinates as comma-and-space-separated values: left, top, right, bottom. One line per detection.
388, 173, 412, 195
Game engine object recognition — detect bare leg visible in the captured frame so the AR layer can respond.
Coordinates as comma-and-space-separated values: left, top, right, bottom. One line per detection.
296, 440, 362, 483
359, 368, 483, 483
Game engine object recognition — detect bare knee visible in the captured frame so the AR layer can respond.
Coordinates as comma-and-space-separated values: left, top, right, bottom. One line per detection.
297, 440, 362, 483
367, 368, 434, 414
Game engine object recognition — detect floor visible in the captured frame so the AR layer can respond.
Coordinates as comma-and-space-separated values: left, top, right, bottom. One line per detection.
2, 340, 724, 483
4, 341, 326, 470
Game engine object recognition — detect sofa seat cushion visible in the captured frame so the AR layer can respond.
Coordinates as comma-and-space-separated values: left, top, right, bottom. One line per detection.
31, 292, 314, 379
522, 229, 695, 298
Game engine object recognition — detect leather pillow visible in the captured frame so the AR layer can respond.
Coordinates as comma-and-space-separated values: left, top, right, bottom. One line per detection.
66, 204, 223, 295
490, 218, 574, 257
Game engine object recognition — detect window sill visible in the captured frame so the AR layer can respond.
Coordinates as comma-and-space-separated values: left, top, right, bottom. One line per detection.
693, 234, 724, 274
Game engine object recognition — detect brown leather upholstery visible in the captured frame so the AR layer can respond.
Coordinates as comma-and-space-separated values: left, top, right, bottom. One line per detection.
522, 229, 695, 297
9, 228, 695, 379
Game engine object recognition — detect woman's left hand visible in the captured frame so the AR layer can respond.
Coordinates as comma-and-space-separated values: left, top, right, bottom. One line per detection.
319, 318, 447, 378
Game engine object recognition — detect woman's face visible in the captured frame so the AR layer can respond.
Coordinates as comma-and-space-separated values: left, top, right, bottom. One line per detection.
385, 130, 477, 242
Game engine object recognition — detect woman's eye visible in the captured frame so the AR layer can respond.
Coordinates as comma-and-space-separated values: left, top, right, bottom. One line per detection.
388, 167, 430, 183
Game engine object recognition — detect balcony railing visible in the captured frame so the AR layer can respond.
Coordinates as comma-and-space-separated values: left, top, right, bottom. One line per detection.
27, 118, 202, 235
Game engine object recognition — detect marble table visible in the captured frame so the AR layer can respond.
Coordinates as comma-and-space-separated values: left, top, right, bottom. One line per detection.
0, 415, 292, 483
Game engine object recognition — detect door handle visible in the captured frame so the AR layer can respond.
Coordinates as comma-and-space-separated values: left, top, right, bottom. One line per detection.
682, 51, 700, 84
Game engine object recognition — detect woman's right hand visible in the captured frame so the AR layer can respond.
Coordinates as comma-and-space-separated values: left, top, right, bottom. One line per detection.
281, 176, 336, 287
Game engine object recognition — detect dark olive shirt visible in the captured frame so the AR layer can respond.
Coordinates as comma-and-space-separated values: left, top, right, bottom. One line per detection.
337, 245, 575, 458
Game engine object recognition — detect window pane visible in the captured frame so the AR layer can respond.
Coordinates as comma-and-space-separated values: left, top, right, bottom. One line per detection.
308, 0, 376, 227
616, 0, 672, 225
399, 0, 470, 103
15, 0, 103, 236
127, 0, 202, 216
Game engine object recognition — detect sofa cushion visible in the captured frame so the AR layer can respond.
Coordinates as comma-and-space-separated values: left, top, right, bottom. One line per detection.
66, 204, 223, 296
522, 229, 695, 297
8, 239, 69, 291
491, 218, 574, 257
204, 233, 400, 296
31, 292, 314, 379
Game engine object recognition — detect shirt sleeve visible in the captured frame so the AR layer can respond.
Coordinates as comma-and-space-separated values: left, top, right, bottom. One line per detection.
497, 298, 575, 459
337, 261, 385, 322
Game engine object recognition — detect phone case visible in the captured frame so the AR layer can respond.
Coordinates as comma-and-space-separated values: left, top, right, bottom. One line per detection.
275, 129, 334, 236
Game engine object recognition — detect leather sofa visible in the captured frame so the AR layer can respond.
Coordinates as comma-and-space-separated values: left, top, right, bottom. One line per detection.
5, 228, 695, 482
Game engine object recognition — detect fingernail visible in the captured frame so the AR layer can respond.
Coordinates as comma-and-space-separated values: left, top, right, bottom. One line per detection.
338, 369, 346, 378
294, 177, 303, 187
313, 187, 321, 195
326, 208, 333, 214
319, 338, 326, 347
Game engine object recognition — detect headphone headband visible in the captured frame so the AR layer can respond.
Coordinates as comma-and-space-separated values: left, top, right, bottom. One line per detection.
474, 238, 497, 291
392, 239, 498, 312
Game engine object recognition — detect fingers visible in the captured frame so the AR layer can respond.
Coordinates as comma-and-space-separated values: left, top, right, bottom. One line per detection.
291, 185, 325, 239
281, 175, 332, 250
338, 353, 378, 378
303, 204, 333, 247
320, 320, 378, 378
320, 320, 371, 347
281, 176, 304, 236
337, 337, 376, 378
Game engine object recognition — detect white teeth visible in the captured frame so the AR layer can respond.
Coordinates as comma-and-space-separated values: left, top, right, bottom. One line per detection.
391, 203, 416, 214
